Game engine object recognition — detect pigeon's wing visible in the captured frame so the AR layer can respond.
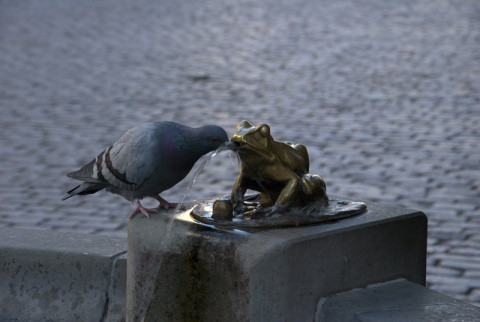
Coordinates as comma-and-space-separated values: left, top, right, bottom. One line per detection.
104, 125, 161, 190
67, 124, 161, 191
66, 158, 105, 183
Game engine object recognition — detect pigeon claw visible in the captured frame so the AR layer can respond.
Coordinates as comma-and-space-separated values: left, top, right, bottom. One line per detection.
129, 196, 179, 219
153, 195, 178, 209
129, 199, 154, 220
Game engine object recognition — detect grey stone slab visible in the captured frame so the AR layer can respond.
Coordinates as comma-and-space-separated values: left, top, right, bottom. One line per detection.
315, 279, 480, 322
127, 200, 427, 322
0, 227, 127, 322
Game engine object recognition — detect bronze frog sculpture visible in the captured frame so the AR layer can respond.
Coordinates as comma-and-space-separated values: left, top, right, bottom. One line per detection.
190, 120, 366, 227
230, 120, 328, 217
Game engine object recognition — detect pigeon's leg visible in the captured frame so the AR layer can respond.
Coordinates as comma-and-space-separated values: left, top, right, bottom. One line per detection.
129, 196, 178, 219
153, 195, 178, 209
129, 199, 155, 220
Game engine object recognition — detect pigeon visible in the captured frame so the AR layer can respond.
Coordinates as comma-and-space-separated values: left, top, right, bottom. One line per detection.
62, 121, 229, 219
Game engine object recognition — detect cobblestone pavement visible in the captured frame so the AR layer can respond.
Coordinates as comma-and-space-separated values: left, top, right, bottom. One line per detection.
1, 0, 479, 306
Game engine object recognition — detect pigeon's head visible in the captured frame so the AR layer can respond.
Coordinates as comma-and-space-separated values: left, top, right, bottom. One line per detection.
195, 125, 229, 154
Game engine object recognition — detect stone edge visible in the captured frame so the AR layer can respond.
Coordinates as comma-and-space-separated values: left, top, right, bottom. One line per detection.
0, 227, 127, 322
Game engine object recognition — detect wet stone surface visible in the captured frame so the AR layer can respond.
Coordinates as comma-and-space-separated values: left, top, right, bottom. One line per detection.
0, 0, 479, 306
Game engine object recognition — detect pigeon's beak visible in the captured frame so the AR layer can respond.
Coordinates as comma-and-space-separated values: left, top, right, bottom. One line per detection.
222, 140, 238, 152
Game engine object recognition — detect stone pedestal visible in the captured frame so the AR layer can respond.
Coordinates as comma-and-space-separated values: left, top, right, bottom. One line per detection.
127, 200, 427, 322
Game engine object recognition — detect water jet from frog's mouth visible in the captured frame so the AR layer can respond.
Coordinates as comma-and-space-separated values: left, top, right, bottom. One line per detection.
176, 141, 235, 211
219, 140, 239, 152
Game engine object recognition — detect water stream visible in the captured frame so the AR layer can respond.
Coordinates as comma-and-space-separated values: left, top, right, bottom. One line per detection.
134, 142, 233, 322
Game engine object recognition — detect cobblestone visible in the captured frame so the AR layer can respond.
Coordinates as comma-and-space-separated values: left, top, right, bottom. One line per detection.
442, 260, 480, 272
426, 266, 462, 278
1, 0, 479, 307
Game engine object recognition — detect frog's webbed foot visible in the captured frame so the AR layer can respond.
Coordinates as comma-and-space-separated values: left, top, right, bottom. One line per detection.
251, 205, 284, 218
266, 205, 280, 216
233, 202, 248, 217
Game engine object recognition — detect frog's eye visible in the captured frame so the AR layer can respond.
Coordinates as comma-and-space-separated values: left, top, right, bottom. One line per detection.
237, 120, 253, 130
259, 124, 270, 137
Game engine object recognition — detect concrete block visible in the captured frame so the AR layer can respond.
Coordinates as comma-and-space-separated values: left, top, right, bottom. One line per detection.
127, 200, 427, 322
0, 228, 127, 322
315, 279, 480, 321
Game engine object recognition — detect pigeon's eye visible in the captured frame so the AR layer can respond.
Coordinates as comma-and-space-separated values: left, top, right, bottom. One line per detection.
210, 137, 218, 144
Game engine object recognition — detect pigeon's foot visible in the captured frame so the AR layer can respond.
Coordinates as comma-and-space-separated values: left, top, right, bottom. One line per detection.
129, 199, 158, 220
129, 196, 180, 219
153, 195, 178, 209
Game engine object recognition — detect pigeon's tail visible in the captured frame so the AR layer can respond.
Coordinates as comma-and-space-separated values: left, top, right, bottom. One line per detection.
62, 182, 106, 200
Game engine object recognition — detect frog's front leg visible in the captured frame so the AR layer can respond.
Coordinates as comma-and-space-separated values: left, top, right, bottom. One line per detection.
231, 175, 248, 215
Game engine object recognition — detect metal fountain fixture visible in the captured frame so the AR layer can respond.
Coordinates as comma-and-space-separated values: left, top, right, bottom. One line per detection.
191, 121, 366, 228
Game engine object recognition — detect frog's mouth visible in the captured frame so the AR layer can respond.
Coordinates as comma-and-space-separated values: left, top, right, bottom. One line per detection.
233, 140, 243, 150
232, 140, 253, 153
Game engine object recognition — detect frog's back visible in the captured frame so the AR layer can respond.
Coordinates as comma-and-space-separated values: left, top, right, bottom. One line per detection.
275, 141, 310, 174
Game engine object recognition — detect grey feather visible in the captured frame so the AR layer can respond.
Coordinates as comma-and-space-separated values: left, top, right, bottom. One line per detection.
62, 121, 229, 204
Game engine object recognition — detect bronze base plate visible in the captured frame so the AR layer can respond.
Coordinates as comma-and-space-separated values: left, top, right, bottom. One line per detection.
190, 194, 367, 229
